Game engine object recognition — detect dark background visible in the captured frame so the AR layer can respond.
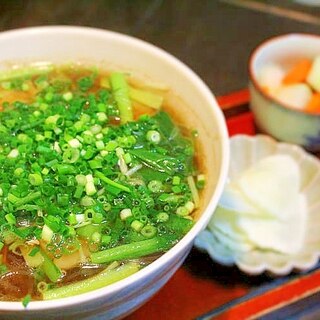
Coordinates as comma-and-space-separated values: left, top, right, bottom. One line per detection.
1, 0, 319, 96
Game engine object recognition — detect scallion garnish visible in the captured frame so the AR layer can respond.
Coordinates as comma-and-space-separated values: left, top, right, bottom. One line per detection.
0, 66, 202, 302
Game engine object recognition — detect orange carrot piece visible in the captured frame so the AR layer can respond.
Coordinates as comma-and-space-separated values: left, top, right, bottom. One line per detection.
305, 92, 320, 113
282, 59, 312, 85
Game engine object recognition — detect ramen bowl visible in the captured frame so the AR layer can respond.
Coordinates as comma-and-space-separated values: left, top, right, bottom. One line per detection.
249, 33, 320, 152
0, 26, 229, 319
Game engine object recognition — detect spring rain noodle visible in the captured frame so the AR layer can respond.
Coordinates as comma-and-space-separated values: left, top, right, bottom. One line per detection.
0, 64, 204, 304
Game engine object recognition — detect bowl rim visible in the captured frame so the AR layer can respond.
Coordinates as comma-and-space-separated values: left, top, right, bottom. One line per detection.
0, 25, 229, 311
248, 32, 320, 117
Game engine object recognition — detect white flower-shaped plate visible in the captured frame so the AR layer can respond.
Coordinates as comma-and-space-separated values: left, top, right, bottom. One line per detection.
195, 134, 320, 276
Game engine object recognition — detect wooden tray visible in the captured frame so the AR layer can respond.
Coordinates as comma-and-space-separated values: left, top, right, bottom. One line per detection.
125, 90, 320, 320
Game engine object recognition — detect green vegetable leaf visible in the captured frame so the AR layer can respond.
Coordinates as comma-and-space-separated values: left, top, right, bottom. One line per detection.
22, 294, 31, 308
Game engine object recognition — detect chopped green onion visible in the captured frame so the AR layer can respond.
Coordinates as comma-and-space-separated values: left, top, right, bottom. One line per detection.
53, 142, 62, 153
95, 140, 104, 150
131, 220, 144, 232
89, 159, 102, 169
97, 112, 107, 122
22, 294, 31, 308
85, 174, 97, 196
185, 201, 195, 213
57, 194, 69, 206
63, 92, 73, 101
172, 186, 181, 193
41, 168, 50, 176
95, 133, 103, 140
1, 81, 11, 90
148, 180, 163, 193
105, 140, 118, 151
74, 185, 84, 199
76, 174, 87, 186
146, 130, 161, 144
101, 235, 111, 245
7, 149, 19, 158
90, 124, 102, 134
14, 167, 24, 177
68, 138, 82, 149
156, 212, 169, 222
196, 174, 206, 189
110, 72, 133, 124
5, 213, 16, 225
17, 133, 30, 143
0, 264, 7, 275
37, 281, 49, 294
63, 148, 80, 163
22, 83, 29, 91
91, 232, 101, 243
84, 208, 94, 220
29, 173, 43, 186
80, 196, 95, 207
41, 250, 62, 283
94, 171, 131, 193
92, 212, 104, 224
103, 203, 111, 212
45, 114, 61, 127
41, 224, 54, 243
14, 191, 41, 207
176, 206, 189, 217
120, 208, 132, 220
123, 153, 132, 164
56, 164, 76, 175
140, 225, 157, 238
172, 176, 181, 185
29, 246, 40, 257
68, 213, 78, 225
45, 92, 54, 102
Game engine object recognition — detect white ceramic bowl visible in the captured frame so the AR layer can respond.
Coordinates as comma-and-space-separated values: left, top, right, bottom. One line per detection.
0, 26, 229, 319
249, 33, 320, 152
195, 134, 320, 276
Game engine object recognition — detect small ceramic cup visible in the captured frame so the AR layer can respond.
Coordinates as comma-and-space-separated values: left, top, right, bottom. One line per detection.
248, 33, 320, 152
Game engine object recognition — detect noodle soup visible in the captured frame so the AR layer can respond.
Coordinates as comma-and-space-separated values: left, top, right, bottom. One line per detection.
0, 64, 204, 303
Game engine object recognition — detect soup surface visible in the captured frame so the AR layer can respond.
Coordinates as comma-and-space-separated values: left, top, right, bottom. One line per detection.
0, 64, 204, 304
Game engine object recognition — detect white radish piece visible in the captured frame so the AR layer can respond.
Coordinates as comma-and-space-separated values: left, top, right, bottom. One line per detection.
257, 63, 285, 93
208, 206, 254, 252
195, 230, 236, 265
212, 227, 254, 252
236, 154, 300, 221
219, 182, 267, 217
274, 83, 312, 110
237, 195, 307, 254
